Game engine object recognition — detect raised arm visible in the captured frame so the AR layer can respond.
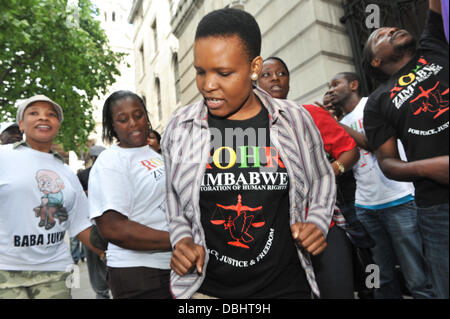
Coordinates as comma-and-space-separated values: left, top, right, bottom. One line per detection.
429, 0, 442, 14
340, 123, 373, 152
311, 102, 373, 152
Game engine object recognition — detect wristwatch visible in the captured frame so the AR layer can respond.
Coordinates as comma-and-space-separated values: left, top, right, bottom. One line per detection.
335, 160, 345, 175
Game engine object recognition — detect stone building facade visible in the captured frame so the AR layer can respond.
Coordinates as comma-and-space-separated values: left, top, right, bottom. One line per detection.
90, 0, 136, 145
129, 0, 180, 132
171, 0, 355, 106
129, 0, 356, 132
69, 0, 136, 171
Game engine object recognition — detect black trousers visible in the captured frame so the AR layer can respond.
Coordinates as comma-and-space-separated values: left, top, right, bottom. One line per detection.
311, 226, 354, 299
107, 266, 172, 299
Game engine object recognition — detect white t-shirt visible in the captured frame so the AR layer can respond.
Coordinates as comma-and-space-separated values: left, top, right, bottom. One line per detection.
88, 145, 171, 269
0, 144, 91, 271
340, 98, 415, 208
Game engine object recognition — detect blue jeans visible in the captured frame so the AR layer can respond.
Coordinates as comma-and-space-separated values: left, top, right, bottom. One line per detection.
70, 237, 86, 263
339, 202, 375, 249
85, 246, 110, 299
356, 201, 435, 299
417, 203, 449, 299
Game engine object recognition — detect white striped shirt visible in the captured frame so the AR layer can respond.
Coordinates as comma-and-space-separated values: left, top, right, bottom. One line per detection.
161, 87, 337, 299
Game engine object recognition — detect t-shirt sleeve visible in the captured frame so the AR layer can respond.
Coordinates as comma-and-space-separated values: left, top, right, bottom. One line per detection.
88, 153, 133, 221
363, 95, 397, 151
420, 10, 447, 52
67, 173, 92, 238
303, 105, 357, 160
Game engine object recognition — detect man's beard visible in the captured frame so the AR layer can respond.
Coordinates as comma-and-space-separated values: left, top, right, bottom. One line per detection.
390, 36, 417, 62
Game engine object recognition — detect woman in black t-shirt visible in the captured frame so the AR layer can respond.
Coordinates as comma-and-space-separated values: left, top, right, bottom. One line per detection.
166, 8, 336, 299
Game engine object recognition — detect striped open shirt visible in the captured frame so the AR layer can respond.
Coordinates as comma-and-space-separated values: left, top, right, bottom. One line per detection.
161, 87, 337, 299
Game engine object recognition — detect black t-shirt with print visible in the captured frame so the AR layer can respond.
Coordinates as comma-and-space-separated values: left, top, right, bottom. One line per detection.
198, 106, 309, 299
364, 10, 449, 207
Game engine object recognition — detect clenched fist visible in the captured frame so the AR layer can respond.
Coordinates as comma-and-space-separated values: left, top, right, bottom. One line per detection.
170, 237, 205, 277
291, 222, 327, 255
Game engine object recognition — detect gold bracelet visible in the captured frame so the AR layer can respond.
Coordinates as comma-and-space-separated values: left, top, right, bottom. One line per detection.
335, 160, 345, 175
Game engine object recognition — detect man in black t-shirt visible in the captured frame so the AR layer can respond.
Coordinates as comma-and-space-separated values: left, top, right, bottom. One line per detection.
362, 0, 448, 298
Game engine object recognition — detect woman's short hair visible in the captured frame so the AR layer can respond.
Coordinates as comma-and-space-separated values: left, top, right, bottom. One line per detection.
263, 57, 290, 76
195, 8, 261, 61
150, 130, 161, 144
102, 90, 151, 144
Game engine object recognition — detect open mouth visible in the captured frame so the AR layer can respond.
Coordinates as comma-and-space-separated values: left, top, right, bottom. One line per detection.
270, 85, 283, 92
205, 97, 225, 110
35, 125, 52, 131
130, 130, 143, 137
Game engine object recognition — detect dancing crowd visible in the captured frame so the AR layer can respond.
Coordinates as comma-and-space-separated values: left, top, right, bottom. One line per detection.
0, 0, 448, 300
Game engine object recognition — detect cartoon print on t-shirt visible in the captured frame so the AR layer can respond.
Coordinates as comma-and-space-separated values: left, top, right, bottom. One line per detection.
33, 170, 68, 230
210, 194, 265, 249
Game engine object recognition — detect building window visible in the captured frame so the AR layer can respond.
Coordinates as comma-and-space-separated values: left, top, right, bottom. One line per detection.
172, 53, 181, 104
112, 11, 116, 22
139, 44, 145, 77
104, 12, 107, 22
138, 5, 144, 21
151, 20, 158, 54
155, 77, 162, 121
